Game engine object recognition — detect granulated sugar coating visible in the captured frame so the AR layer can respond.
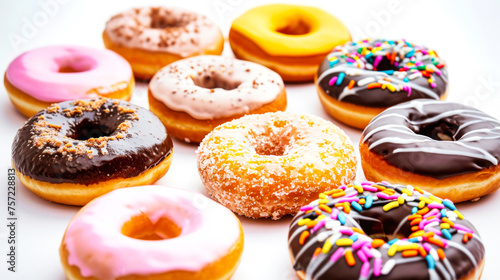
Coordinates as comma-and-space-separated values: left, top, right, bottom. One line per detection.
196, 112, 357, 219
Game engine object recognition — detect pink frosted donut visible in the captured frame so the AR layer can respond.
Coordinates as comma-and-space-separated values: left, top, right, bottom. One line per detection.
4, 45, 134, 117
59, 185, 244, 280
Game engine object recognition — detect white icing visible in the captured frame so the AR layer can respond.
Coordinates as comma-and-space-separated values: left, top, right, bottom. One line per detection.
364, 100, 500, 167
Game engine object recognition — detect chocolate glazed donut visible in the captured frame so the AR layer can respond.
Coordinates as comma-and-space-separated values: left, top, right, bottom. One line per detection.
360, 99, 500, 202
315, 39, 448, 129
11, 98, 173, 205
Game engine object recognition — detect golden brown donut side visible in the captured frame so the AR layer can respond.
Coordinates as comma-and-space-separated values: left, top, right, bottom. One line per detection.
360, 141, 500, 202
13, 152, 173, 205
229, 29, 328, 83
148, 89, 287, 143
103, 31, 224, 81
4, 74, 134, 117
59, 218, 244, 280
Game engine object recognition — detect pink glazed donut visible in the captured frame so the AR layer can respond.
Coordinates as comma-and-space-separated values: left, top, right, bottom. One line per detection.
59, 185, 244, 280
4, 45, 134, 117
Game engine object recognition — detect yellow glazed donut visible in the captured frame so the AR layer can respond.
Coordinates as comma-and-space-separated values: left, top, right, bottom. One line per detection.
197, 112, 357, 219
103, 7, 224, 80
229, 4, 351, 82
60, 185, 244, 280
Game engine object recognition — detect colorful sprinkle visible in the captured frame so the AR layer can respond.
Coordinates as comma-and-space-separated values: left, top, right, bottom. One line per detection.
338, 211, 346, 225
330, 247, 345, 263
441, 229, 452, 240
299, 231, 309, 245
345, 249, 356, 266
336, 72, 345, 85
381, 259, 396, 275
336, 238, 354, 247
383, 201, 400, 211
373, 258, 383, 276
351, 201, 363, 212
426, 254, 435, 269
370, 239, 384, 248
328, 76, 338, 86
360, 261, 371, 277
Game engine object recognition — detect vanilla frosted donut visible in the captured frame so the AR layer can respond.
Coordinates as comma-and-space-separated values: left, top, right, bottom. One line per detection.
60, 185, 244, 280
149, 55, 286, 143
4, 45, 134, 117
103, 7, 224, 80
197, 112, 357, 219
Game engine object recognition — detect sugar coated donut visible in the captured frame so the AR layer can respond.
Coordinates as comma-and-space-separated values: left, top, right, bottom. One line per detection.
229, 4, 350, 82
360, 99, 500, 203
103, 7, 224, 80
288, 181, 485, 280
316, 39, 448, 129
197, 112, 357, 219
4, 45, 134, 117
60, 185, 244, 280
149, 55, 287, 143
11, 98, 173, 205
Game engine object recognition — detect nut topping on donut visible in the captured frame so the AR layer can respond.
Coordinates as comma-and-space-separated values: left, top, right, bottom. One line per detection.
12, 98, 173, 186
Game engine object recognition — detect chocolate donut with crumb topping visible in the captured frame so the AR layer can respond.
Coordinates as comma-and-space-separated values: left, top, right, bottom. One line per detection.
11, 98, 173, 205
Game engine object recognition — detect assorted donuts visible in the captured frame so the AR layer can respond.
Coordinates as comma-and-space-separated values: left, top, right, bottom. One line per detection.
197, 112, 357, 219
103, 6, 224, 80
60, 185, 244, 280
11, 98, 173, 205
360, 99, 500, 203
4, 45, 134, 117
3, 3, 498, 279
316, 39, 448, 129
288, 181, 485, 280
148, 55, 287, 143
229, 4, 351, 82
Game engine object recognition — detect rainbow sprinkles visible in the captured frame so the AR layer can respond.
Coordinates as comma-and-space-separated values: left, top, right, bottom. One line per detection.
316, 39, 448, 105
288, 181, 484, 280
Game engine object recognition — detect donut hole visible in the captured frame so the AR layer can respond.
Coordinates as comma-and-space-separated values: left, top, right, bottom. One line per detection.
192, 73, 242, 90
67, 119, 118, 140
122, 214, 181, 240
275, 18, 311, 35
149, 10, 190, 29
372, 56, 400, 71
251, 120, 294, 156
55, 56, 95, 73
415, 120, 459, 141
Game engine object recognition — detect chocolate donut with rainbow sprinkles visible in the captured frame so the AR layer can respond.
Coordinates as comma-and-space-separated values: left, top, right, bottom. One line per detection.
316, 39, 448, 129
288, 181, 484, 280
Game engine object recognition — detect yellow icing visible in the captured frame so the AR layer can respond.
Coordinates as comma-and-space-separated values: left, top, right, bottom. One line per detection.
230, 4, 351, 56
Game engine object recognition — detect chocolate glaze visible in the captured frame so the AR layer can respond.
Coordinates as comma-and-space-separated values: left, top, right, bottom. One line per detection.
288, 182, 484, 280
362, 99, 500, 179
317, 39, 448, 108
12, 98, 172, 185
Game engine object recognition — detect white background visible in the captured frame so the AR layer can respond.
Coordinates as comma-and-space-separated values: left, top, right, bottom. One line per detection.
1, 0, 500, 279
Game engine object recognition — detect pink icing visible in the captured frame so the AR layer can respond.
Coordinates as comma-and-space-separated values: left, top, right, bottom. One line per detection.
6, 45, 132, 102
62, 185, 241, 280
